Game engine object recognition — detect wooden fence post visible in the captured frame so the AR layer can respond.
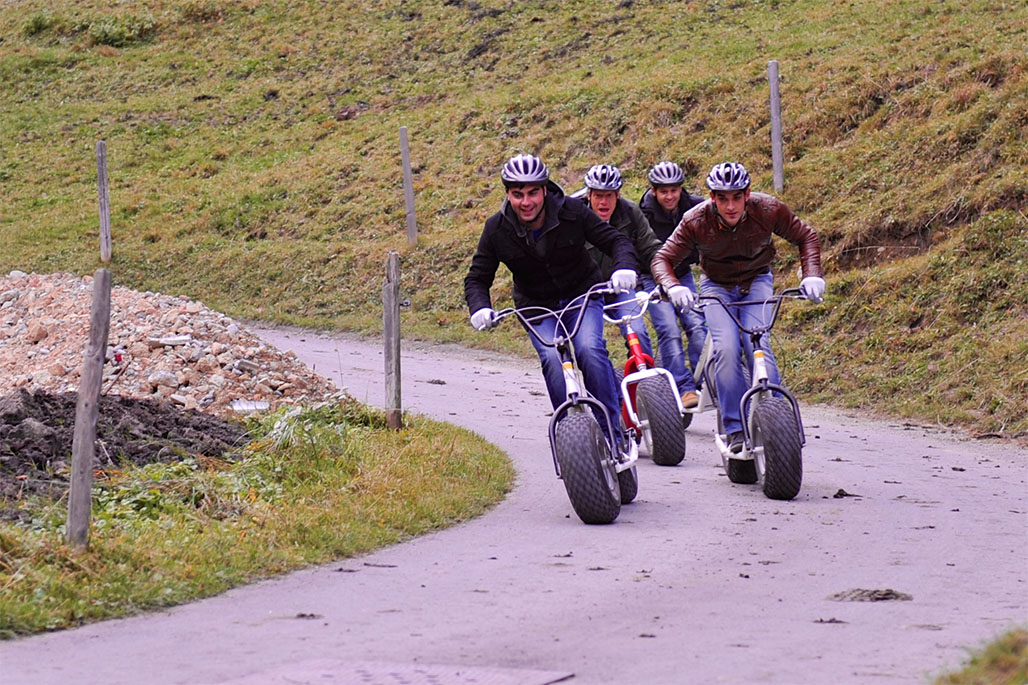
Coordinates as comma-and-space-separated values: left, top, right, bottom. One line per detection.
400, 126, 417, 247
768, 60, 784, 193
66, 268, 112, 550
96, 141, 112, 263
383, 251, 402, 429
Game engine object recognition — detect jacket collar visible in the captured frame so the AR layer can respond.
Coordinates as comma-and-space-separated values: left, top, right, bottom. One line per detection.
712, 201, 748, 232
501, 180, 566, 239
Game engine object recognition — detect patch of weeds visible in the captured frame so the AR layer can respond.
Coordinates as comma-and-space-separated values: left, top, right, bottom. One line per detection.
19, 9, 157, 48
22, 12, 61, 37
935, 628, 1028, 685
87, 12, 157, 48
178, 0, 227, 24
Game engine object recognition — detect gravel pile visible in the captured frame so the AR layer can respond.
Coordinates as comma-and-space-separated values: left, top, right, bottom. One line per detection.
0, 270, 340, 417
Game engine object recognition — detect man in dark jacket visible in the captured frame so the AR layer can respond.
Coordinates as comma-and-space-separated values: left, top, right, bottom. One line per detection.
639, 161, 708, 381
651, 162, 826, 453
581, 163, 699, 407
464, 154, 638, 442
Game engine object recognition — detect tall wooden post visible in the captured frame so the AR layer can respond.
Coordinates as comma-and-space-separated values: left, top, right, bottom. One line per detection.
383, 251, 402, 429
97, 141, 112, 263
400, 126, 417, 247
768, 60, 784, 193
67, 268, 112, 550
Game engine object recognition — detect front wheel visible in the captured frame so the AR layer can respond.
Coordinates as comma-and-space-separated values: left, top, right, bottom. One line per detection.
554, 411, 621, 524
636, 377, 685, 466
751, 397, 803, 500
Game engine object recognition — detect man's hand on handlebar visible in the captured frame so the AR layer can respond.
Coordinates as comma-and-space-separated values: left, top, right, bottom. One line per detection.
667, 285, 695, 311
470, 307, 497, 331
610, 269, 637, 294
799, 276, 826, 304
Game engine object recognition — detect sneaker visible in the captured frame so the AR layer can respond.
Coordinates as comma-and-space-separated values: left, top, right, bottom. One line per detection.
728, 431, 744, 454
681, 391, 699, 409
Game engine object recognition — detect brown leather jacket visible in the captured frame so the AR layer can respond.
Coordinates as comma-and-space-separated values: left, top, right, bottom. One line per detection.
651, 192, 823, 290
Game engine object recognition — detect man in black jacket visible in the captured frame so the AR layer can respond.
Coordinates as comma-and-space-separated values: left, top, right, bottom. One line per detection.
639, 161, 708, 382
464, 154, 638, 442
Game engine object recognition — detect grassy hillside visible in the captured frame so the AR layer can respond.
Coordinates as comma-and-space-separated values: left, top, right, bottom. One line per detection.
1, 0, 1025, 437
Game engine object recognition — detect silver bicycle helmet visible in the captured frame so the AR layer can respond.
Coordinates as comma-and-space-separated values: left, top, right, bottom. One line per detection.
500, 154, 549, 185
583, 164, 624, 191
648, 161, 684, 186
705, 162, 750, 191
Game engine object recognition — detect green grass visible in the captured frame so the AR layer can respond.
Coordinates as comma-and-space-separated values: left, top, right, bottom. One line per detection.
0, 399, 513, 637
1, 0, 1024, 435
935, 628, 1028, 685
0, 0, 1025, 672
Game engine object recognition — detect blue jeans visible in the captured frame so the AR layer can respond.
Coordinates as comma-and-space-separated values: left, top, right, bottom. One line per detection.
520, 297, 621, 442
674, 270, 708, 374
700, 272, 781, 435
639, 275, 698, 394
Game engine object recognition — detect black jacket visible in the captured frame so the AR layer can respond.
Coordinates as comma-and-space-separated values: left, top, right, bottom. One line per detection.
465, 181, 637, 312
639, 188, 704, 277
584, 197, 662, 280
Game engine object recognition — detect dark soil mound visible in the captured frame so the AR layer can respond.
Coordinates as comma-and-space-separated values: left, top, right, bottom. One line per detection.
0, 388, 248, 518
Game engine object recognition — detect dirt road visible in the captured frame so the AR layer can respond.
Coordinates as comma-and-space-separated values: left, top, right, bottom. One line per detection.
2, 329, 1025, 685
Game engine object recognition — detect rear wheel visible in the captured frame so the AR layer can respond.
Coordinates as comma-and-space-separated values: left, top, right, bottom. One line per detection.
617, 465, 638, 504
637, 377, 685, 466
751, 397, 803, 500
554, 411, 621, 524
712, 377, 757, 484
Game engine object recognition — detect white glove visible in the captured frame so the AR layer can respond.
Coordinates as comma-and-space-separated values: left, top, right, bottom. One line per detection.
800, 276, 826, 304
667, 285, 695, 311
611, 269, 637, 294
470, 307, 496, 331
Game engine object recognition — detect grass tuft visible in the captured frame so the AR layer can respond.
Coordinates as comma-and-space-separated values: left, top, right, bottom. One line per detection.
935, 628, 1028, 685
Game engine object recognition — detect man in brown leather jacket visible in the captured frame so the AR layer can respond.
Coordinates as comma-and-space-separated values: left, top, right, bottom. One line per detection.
650, 162, 825, 453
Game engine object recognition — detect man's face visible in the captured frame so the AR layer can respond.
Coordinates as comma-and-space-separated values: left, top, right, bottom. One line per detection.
588, 189, 618, 222
654, 185, 682, 213
507, 184, 547, 227
711, 189, 750, 227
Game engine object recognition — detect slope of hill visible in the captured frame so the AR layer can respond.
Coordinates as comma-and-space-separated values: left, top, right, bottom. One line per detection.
1, 0, 1025, 436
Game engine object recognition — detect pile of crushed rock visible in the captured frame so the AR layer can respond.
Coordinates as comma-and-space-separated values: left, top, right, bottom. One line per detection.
0, 270, 339, 416
0, 270, 343, 515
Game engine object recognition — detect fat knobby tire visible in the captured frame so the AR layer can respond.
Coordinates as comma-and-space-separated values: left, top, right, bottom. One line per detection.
618, 465, 638, 504
726, 455, 758, 484
713, 379, 757, 484
724, 412, 758, 485
637, 377, 685, 466
751, 397, 803, 500
554, 411, 621, 524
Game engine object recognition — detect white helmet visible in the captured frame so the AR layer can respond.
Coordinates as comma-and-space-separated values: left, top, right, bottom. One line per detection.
705, 162, 751, 191
501, 154, 548, 186
648, 161, 684, 186
584, 164, 624, 191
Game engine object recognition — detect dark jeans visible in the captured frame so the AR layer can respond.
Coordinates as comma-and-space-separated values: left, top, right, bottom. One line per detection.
520, 297, 621, 442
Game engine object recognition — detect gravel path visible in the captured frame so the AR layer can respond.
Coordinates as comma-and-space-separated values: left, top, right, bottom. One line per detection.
2, 327, 1025, 685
